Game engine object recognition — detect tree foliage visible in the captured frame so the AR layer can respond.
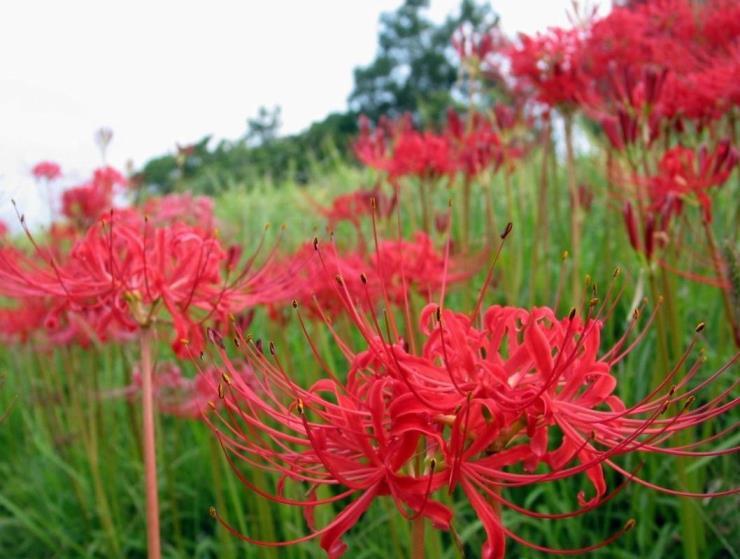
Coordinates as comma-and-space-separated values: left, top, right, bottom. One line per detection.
350, 0, 495, 125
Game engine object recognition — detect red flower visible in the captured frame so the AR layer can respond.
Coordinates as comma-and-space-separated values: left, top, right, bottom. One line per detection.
203, 234, 738, 558
354, 115, 454, 181
508, 27, 587, 109
92, 165, 128, 190
353, 115, 392, 172
388, 129, 453, 180
142, 193, 215, 228
62, 182, 114, 227
124, 361, 257, 419
60, 166, 128, 228
269, 232, 473, 323
31, 161, 62, 181
0, 210, 291, 356
308, 188, 396, 234
649, 142, 737, 223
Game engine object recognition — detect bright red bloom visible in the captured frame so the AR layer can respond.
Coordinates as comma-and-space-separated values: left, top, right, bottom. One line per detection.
0, 210, 291, 356
387, 129, 453, 180
445, 111, 502, 179
508, 27, 587, 109
354, 115, 454, 181
353, 115, 392, 172
204, 234, 738, 558
92, 165, 127, 190
649, 142, 738, 223
142, 193, 215, 228
307, 188, 396, 235
31, 161, 62, 181
0, 298, 48, 344
124, 361, 257, 419
271, 232, 473, 322
60, 166, 128, 228
62, 182, 114, 227
523, 0, 740, 146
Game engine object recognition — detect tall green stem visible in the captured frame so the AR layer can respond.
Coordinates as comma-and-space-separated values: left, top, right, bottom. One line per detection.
419, 179, 431, 234
462, 178, 472, 252
564, 113, 582, 312
702, 220, 740, 346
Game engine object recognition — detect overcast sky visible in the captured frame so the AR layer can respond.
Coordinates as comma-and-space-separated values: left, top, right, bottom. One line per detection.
0, 0, 609, 229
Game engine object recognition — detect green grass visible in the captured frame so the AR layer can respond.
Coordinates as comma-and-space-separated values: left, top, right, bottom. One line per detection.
1, 152, 738, 558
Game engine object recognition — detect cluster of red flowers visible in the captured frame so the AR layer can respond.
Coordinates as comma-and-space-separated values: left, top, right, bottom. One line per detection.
498, 0, 739, 128
31, 161, 63, 182
648, 142, 738, 225
450, 0, 738, 298
354, 109, 527, 184
123, 360, 257, 419
1, 2, 736, 556
61, 166, 128, 227
0, 195, 294, 356
306, 187, 396, 235
263, 228, 475, 324
205, 248, 738, 558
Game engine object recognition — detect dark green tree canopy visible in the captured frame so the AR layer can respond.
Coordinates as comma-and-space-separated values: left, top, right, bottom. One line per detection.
349, 0, 496, 124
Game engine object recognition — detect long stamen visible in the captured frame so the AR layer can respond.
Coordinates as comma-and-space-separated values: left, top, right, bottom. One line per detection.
470, 222, 512, 323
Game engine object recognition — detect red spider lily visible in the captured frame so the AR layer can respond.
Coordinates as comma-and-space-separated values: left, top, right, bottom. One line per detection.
452, 22, 510, 87
202, 229, 738, 558
354, 115, 454, 181
60, 165, 129, 228
508, 27, 587, 110
387, 129, 453, 181
580, 65, 667, 150
62, 182, 114, 227
648, 142, 737, 224
0, 294, 140, 348
142, 193, 216, 228
305, 188, 396, 236
31, 161, 62, 181
522, 0, 740, 147
445, 111, 502, 179
269, 232, 474, 323
92, 165, 128, 190
452, 24, 500, 64
122, 361, 257, 419
0, 209, 292, 356
0, 220, 8, 237
0, 298, 49, 344
615, 142, 736, 261
353, 115, 393, 172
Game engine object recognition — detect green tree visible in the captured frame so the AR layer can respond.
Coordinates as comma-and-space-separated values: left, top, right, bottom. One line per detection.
349, 0, 496, 125
245, 105, 282, 147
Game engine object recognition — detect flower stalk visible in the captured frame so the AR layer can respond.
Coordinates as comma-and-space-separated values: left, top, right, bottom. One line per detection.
139, 326, 161, 559
564, 112, 582, 313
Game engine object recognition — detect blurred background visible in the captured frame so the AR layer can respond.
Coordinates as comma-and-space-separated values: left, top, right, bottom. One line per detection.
0, 0, 608, 230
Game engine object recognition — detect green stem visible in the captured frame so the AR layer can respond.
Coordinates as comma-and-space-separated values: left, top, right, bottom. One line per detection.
462, 178, 471, 252
419, 178, 431, 234
702, 219, 740, 346
564, 113, 582, 313
660, 267, 704, 559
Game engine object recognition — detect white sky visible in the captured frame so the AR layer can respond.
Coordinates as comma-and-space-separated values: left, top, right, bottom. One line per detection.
0, 0, 609, 229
